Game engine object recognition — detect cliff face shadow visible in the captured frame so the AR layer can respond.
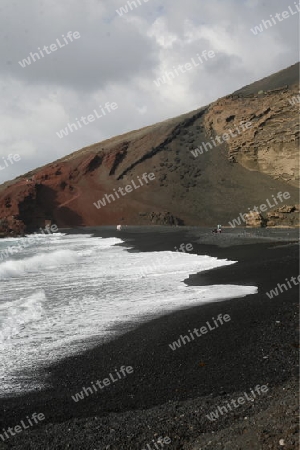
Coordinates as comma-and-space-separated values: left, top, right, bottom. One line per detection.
31, 184, 84, 230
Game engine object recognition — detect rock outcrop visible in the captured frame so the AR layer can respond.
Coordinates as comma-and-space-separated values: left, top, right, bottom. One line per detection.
244, 205, 300, 228
204, 85, 299, 187
139, 212, 184, 226
245, 212, 266, 228
266, 205, 300, 228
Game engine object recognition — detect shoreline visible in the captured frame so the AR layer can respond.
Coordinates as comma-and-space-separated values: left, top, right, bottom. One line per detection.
1, 223, 299, 241
0, 227, 298, 449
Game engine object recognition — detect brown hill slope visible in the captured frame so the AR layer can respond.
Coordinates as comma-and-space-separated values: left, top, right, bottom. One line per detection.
0, 63, 299, 234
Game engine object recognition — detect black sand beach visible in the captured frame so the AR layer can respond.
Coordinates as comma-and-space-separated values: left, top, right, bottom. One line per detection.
0, 227, 299, 450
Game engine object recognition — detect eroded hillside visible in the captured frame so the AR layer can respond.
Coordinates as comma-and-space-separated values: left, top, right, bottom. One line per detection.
0, 63, 299, 235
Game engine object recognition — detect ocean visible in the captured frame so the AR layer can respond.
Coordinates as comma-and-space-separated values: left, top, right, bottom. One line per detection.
0, 232, 257, 397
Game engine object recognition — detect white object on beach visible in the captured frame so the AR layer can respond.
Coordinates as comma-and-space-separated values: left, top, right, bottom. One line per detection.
117, 225, 122, 231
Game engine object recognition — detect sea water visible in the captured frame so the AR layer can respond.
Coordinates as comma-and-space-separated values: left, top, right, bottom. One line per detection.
0, 232, 257, 396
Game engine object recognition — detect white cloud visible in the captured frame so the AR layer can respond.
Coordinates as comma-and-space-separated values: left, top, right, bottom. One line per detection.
0, 0, 298, 183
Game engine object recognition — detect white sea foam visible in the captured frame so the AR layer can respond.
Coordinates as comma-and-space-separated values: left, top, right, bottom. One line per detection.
0, 250, 79, 279
0, 233, 257, 396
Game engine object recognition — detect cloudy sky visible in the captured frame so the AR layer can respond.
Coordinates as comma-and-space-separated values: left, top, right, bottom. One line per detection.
0, 0, 299, 183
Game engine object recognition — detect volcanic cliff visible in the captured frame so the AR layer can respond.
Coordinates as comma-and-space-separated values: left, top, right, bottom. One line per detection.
0, 63, 299, 235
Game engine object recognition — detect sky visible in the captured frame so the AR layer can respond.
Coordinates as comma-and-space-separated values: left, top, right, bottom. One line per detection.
0, 0, 299, 183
